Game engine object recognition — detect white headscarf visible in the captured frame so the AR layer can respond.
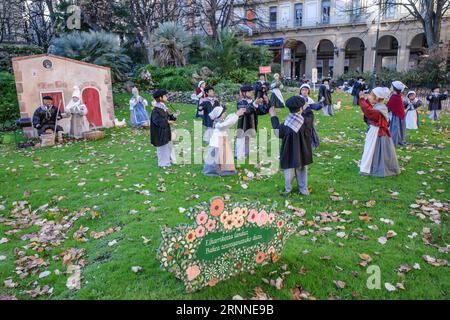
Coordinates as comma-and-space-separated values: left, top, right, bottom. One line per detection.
392, 81, 406, 92
209, 106, 224, 120
66, 86, 84, 113
198, 81, 205, 88
407, 91, 416, 99
132, 87, 139, 97
72, 86, 81, 99
372, 87, 391, 100
300, 84, 311, 92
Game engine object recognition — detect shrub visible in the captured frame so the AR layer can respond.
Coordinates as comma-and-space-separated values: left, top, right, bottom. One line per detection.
228, 68, 258, 85
0, 44, 44, 73
415, 49, 449, 88
134, 65, 199, 91
214, 80, 240, 96
337, 71, 372, 84
0, 72, 19, 126
48, 31, 133, 82
237, 42, 273, 70
270, 63, 282, 75
159, 76, 193, 91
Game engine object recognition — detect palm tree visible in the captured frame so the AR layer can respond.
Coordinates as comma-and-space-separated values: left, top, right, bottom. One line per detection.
48, 31, 132, 81
152, 22, 191, 67
201, 29, 240, 75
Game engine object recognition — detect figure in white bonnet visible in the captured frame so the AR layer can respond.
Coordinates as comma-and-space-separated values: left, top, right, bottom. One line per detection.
129, 87, 150, 128
358, 87, 400, 177
66, 86, 89, 139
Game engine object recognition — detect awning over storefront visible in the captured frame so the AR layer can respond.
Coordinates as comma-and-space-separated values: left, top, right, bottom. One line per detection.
253, 38, 284, 46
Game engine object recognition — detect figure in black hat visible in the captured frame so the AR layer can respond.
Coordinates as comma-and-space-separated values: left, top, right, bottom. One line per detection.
318, 78, 334, 116
269, 96, 313, 195
235, 85, 268, 160
426, 86, 448, 121
351, 77, 367, 106
254, 73, 270, 100
150, 89, 180, 167
32, 95, 64, 139
198, 86, 221, 142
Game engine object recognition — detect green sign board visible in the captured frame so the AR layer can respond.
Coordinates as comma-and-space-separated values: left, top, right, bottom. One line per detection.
197, 226, 278, 261
157, 198, 295, 292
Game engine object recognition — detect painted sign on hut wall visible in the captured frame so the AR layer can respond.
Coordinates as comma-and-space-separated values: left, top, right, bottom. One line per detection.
157, 197, 295, 292
12, 54, 115, 138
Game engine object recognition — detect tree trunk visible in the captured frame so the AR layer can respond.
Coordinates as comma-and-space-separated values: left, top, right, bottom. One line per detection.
144, 28, 154, 65
423, 19, 436, 49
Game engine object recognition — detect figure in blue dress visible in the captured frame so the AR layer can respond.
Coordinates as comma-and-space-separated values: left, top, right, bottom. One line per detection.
130, 87, 150, 128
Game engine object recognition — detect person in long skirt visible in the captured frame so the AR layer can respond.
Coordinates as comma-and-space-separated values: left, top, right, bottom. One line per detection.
404, 91, 423, 130
66, 86, 89, 139
269, 73, 285, 109
194, 81, 206, 118
318, 78, 334, 116
235, 85, 268, 160
150, 89, 180, 168
359, 88, 400, 177
130, 87, 150, 128
299, 84, 322, 149
270, 96, 313, 195
203, 107, 246, 176
426, 86, 448, 121
387, 81, 407, 146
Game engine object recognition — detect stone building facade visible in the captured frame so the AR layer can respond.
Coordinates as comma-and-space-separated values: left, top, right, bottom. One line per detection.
236, 0, 450, 80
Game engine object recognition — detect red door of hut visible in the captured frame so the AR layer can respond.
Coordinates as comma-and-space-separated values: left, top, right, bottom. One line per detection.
82, 88, 102, 128
41, 92, 65, 112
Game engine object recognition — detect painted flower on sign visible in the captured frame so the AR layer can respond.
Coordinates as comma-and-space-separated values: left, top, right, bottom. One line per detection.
255, 252, 266, 264
277, 220, 285, 229
206, 219, 216, 232
257, 210, 269, 227
234, 215, 245, 229
268, 214, 275, 224
220, 211, 229, 224
196, 211, 208, 225
186, 230, 196, 243
223, 215, 235, 230
248, 209, 258, 223
186, 265, 201, 281
210, 198, 224, 217
195, 226, 206, 238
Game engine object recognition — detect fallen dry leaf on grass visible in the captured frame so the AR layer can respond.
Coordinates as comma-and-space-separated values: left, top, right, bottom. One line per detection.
334, 280, 345, 289
131, 266, 142, 273
385, 283, 396, 292
252, 287, 271, 300
66, 270, 81, 290
292, 284, 316, 300
423, 255, 448, 267
23, 285, 53, 297
4, 278, 18, 288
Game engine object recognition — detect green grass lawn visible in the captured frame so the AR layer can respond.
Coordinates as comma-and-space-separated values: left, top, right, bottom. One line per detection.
0, 91, 448, 300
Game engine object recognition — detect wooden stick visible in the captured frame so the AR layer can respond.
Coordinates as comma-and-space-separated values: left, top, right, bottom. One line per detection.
53, 100, 62, 134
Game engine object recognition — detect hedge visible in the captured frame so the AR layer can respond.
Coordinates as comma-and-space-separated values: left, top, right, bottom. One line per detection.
0, 44, 44, 73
